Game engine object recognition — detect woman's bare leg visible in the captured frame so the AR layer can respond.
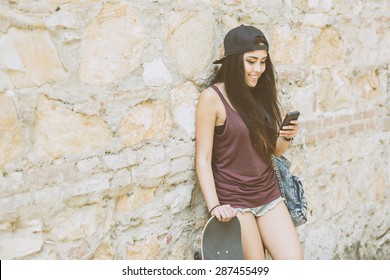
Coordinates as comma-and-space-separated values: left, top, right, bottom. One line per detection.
257, 202, 303, 259
236, 212, 265, 260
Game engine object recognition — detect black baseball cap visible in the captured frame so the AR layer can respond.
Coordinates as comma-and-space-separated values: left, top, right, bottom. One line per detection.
213, 25, 269, 64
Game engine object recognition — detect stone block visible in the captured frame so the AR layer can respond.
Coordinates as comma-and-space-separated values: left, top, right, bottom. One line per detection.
170, 82, 199, 138
131, 161, 170, 188
50, 205, 101, 243
354, 70, 382, 109
102, 149, 138, 170
66, 174, 112, 198
311, 26, 343, 67
271, 25, 309, 64
117, 100, 172, 147
0, 192, 32, 214
67, 241, 90, 259
126, 235, 161, 259
44, 9, 76, 29
302, 14, 333, 27
166, 171, 196, 187
170, 157, 194, 175
110, 169, 133, 189
33, 95, 111, 159
0, 27, 65, 88
115, 187, 156, 212
92, 242, 115, 260
0, 95, 22, 168
24, 161, 76, 190
163, 184, 193, 214
33, 173, 111, 205
75, 157, 102, 174
166, 11, 215, 83
0, 219, 43, 259
304, 226, 336, 259
136, 145, 165, 165
143, 58, 172, 86
318, 69, 352, 111
79, 2, 145, 85
0, 171, 23, 197
165, 141, 195, 159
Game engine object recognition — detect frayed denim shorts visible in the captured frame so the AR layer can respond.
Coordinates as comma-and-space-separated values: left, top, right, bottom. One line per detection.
235, 196, 285, 217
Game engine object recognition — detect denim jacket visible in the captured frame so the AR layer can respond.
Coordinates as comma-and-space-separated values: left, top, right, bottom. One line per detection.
271, 155, 308, 227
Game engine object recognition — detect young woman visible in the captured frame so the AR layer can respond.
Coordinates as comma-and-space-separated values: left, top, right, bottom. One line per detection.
195, 25, 303, 259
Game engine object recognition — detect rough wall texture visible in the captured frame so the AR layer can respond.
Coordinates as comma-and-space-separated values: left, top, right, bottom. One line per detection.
0, 0, 389, 260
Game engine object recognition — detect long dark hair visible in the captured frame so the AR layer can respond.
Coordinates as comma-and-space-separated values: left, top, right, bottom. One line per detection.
211, 42, 282, 165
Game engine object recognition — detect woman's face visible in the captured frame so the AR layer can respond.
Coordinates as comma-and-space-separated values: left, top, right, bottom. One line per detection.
243, 49, 268, 87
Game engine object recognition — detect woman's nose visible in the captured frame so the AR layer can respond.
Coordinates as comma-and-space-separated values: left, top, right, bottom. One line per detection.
254, 62, 262, 72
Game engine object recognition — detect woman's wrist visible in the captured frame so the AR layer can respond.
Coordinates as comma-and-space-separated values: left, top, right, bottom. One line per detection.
209, 204, 221, 215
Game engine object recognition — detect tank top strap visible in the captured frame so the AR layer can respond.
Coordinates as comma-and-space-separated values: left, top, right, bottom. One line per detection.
210, 85, 235, 114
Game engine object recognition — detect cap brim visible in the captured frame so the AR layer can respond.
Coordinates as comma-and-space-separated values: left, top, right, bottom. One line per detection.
212, 57, 225, 64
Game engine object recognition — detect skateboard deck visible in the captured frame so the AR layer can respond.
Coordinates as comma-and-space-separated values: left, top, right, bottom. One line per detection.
201, 216, 243, 260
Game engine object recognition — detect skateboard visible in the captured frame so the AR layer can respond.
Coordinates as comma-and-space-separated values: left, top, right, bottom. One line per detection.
201, 216, 243, 260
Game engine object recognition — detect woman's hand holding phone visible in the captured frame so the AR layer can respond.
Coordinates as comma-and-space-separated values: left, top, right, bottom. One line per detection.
279, 111, 300, 140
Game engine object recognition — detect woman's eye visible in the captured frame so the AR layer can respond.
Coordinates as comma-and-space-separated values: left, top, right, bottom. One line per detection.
246, 60, 256, 64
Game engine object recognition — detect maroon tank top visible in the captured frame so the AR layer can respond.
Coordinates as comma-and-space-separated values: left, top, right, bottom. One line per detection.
211, 85, 280, 208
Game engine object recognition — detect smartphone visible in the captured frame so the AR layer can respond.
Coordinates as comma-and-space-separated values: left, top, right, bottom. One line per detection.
279, 111, 300, 131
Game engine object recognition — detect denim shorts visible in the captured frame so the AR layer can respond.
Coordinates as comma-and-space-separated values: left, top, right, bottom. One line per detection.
235, 196, 285, 217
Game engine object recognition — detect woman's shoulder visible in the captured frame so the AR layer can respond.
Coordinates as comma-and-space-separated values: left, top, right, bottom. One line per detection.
200, 84, 224, 101
197, 84, 226, 122
200, 85, 217, 97
197, 85, 217, 103
197, 85, 222, 113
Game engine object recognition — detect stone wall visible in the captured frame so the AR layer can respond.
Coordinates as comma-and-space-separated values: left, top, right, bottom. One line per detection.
0, 0, 389, 259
